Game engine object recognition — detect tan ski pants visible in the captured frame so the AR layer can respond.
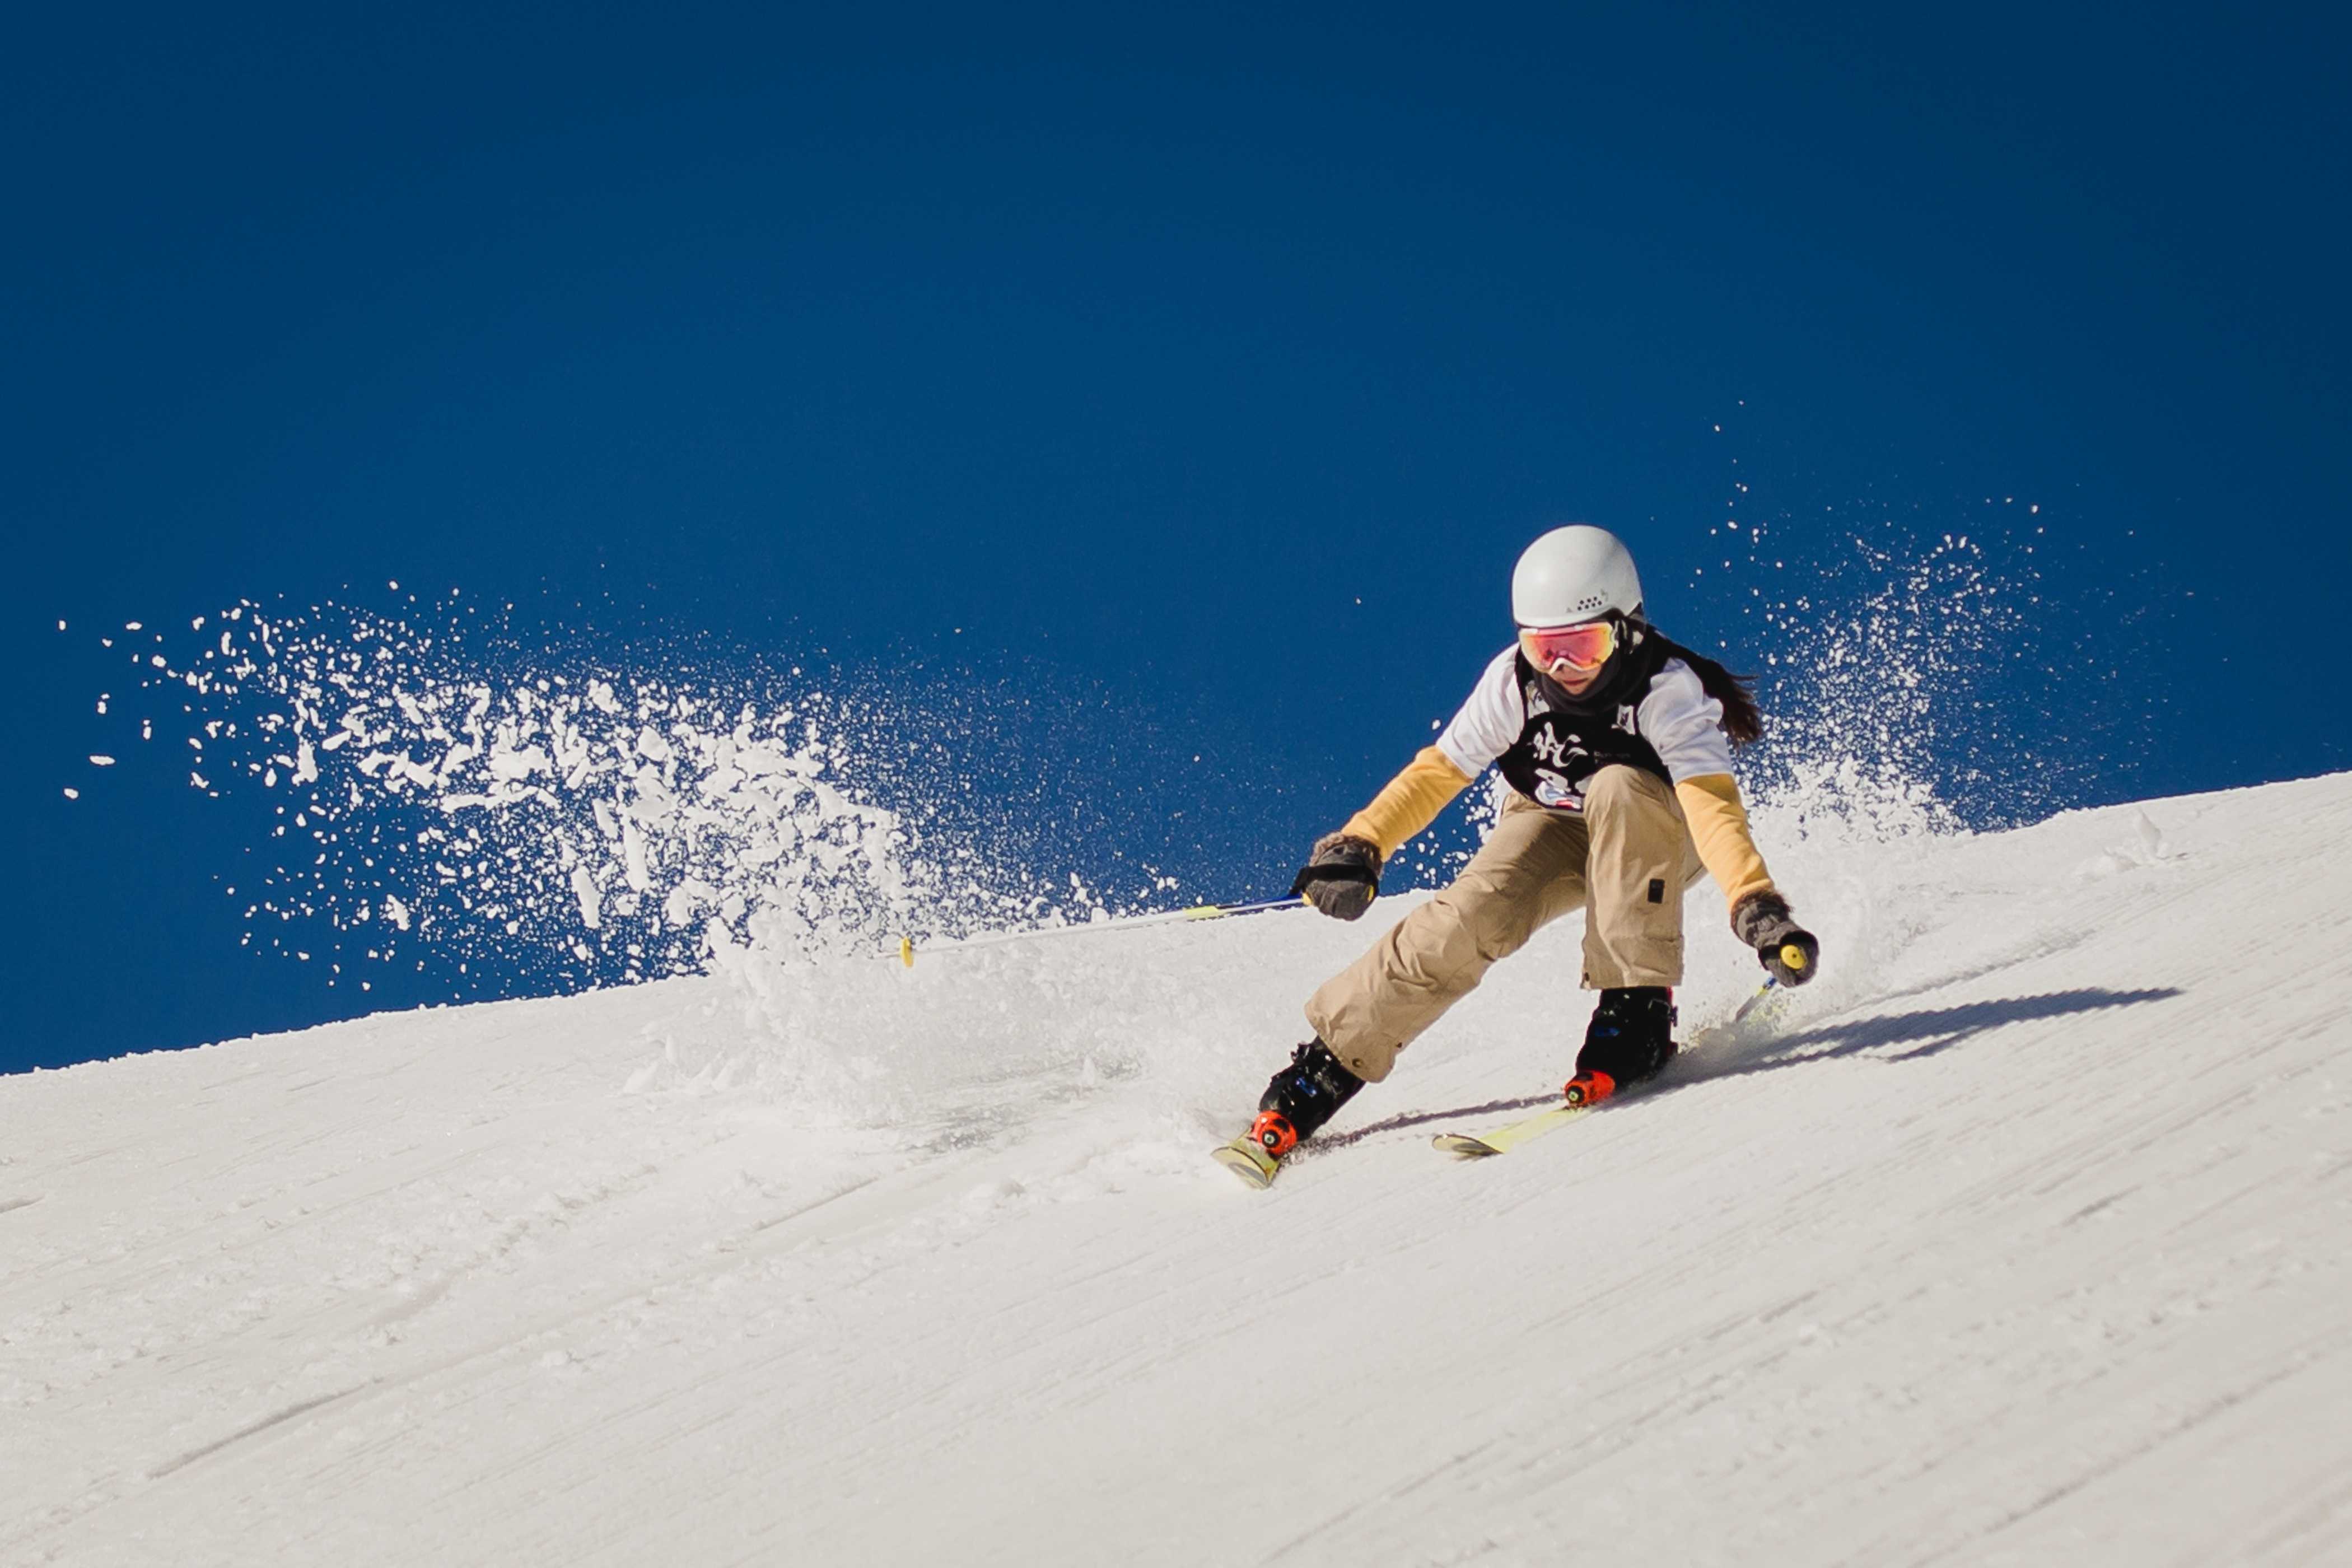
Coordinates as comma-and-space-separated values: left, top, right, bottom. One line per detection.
1305, 765, 1706, 1083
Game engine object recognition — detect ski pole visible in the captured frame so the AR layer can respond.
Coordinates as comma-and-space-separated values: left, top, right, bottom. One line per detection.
1725, 944, 1805, 1023
888, 893, 1308, 966
1729, 974, 1780, 1024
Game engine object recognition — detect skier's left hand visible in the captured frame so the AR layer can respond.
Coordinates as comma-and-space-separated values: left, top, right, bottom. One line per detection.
1732, 890, 1819, 986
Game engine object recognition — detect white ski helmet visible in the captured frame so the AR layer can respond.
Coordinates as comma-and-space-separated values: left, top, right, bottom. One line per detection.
1514, 526, 1646, 625
1511, 525, 1644, 628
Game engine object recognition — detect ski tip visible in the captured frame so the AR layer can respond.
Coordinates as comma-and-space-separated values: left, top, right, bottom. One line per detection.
1210, 1140, 1280, 1189
1431, 1133, 1502, 1158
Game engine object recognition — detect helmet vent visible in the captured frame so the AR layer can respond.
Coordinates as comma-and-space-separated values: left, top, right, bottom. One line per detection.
1574, 593, 1602, 612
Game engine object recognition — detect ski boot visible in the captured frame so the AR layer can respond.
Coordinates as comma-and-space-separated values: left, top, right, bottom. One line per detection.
1212, 1039, 1365, 1188
1564, 986, 1677, 1107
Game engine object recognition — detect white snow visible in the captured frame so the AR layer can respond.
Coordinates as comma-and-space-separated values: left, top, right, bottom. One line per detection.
5, 776, 2352, 1565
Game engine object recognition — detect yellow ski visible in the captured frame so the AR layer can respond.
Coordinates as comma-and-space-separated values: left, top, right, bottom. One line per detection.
1431, 1100, 1602, 1158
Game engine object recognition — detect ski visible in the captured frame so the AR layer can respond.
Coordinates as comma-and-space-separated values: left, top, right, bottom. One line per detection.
1210, 1136, 1282, 1188
1432, 1099, 1604, 1158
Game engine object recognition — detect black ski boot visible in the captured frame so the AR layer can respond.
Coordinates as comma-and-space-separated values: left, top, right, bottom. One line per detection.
1565, 987, 1677, 1106
1250, 1039, 1366, 1158
1212, 1039, 1366, 1187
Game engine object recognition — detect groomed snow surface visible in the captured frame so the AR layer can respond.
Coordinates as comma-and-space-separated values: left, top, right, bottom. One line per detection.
6, 776, 2352, 1566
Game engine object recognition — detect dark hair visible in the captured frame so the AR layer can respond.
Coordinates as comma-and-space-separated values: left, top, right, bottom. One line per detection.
1644, 628, 1763, 746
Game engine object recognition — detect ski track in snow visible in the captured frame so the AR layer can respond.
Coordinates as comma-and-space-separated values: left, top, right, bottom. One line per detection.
4, 778, 2352, 1565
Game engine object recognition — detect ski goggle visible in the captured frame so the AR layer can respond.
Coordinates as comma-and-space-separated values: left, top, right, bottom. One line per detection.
1518, 619, 1618, 678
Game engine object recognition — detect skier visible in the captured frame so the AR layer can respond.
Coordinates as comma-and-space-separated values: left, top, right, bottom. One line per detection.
1225, 524, 1818, 1182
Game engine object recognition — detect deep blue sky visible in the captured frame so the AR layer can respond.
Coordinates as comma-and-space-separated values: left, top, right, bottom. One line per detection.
6, 2, 2348, 1071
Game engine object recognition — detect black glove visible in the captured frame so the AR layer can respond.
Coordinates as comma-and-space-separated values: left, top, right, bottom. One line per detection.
1732, 890, 1819, 987
1290, 833, 1382, 921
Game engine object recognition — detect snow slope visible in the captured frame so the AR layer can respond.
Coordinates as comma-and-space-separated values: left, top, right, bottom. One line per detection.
5, 775, 2351, 1566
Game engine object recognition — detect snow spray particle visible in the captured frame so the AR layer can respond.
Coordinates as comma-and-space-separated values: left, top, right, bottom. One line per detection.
88, 598, 1158, 996
1734, 529, 2005, 842
1687, 493, 2156, 841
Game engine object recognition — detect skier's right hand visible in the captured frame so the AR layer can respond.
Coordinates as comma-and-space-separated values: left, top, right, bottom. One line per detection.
1732, 890, 1819, 986
1291, 833, 1382, 921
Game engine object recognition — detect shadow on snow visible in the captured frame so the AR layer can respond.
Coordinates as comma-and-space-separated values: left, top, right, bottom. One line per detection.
1693, 986, 2185, 1080
1318, 986, 2183, 1148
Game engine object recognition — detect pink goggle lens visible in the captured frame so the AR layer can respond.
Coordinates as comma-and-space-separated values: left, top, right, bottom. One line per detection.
1519, 620, 1617, 675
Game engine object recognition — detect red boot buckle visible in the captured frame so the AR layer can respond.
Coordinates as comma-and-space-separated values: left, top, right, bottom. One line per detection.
1249, 1110, 1299, 1159
1563, 1070, 1616, 1108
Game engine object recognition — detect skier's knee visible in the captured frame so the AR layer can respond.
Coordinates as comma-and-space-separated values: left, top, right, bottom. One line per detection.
1435, 875, 1544, 964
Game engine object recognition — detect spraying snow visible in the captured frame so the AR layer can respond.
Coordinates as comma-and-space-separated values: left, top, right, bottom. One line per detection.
82, 601, 1183, 999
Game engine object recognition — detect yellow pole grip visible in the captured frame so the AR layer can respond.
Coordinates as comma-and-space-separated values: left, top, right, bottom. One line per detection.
1779, 943, 1808, 972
